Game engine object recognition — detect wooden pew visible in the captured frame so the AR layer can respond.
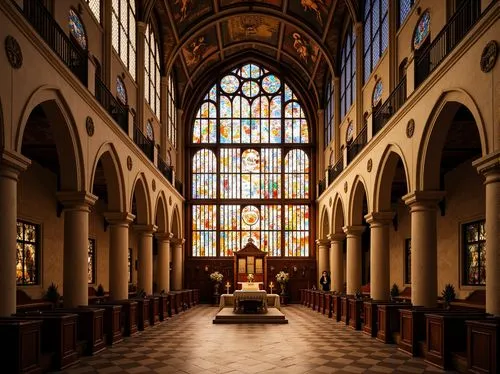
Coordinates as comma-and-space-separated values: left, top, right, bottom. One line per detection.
363, 300, 388, 337
325, 293, 333, 318
300, 289, 305, 305
340, 296, 350, 325
376, 303, 412, 343
16, 289, 54, 313
0, 318, 43, 374
100, 300, 138, 337
424, 311, 486, 369
193, 289, 199, 305
398, 307, 443, 356
348, 298, 364, 330
332, 294, 342, 321
318, 292, 325, 314
157, 294, 168, 321
93, 304, 122, 345
133, 298, 150, 330
148, 296, 160, 326
466, 318, 500, 374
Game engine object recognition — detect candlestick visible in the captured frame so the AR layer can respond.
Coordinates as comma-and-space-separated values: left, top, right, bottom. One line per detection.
269, 281, 274, 294
225, 282, 231, 294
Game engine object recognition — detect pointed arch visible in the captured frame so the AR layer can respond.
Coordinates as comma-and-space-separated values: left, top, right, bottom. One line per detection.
348, 176, 369, 225
16, 85, 84, 191
90, 142, 126, 212
170, 204, 182, 239
373, 144, 411, 212
319, 205, 330, 239
154, 190, 168, 233
417, 89, 488, 191
332, 193, 346, 234
130, 172, 152, 225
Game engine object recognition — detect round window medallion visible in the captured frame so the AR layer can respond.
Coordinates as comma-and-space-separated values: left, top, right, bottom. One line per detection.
406, 119, 415, 138
127, 156, 133, 171
329, 197, 332, 207
5, 35, 23, 69
344, 181, 348, 193
367, 159, 373, 172
152, 179, 156, 192
480, 40, 498, 73
85, 116, 94, 136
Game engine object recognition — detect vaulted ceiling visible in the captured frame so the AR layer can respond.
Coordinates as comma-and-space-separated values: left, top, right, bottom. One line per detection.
140, 0, 358, 109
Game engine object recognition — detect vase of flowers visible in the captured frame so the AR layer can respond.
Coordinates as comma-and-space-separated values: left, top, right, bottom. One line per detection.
247, 273, 254, 283
276, 271, 290, 296
210, 271, 224, 296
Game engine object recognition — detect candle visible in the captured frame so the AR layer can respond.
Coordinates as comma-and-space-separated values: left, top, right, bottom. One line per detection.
225, 282, 231, 294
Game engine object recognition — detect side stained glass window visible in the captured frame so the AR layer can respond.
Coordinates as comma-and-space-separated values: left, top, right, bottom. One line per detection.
340, 23, 356, 120
463, 220, 486, 286
190, 63, 312, 257
324, 78, 334, 148
413, 10, 431, 50
69, 8, 87, 50
363, 0, 389, 82
112, 0, 136, 79
85, 0, 101, 23
399, 0, 415, 28
16, 221, 40, 285
88, 238, 96, 284
167, 75, 177, 147
145, 24, 161, 117
116, 76, 127, 105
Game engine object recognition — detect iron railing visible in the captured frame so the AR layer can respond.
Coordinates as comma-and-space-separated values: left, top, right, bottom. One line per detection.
94, 75, 129, 133
133, 126, 154, 162
158, 156, 174, 183
415, 0, 481, 87
327, 156, 344, 185
20, 0, 88, 85
347, 126, 368, 164
318, 179, 326, 197
174, 178, 183, 196
372, 76, 407, 136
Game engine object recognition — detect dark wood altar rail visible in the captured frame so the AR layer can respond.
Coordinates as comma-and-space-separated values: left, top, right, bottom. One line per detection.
467, 318, 500, 374
376, 304, 413, 343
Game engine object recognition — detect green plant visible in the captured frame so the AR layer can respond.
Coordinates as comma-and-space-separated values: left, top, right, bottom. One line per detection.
96, 284, 105, 296
43, 282, 60, 303
441, 283, 456, 307
390, 283, 400, 298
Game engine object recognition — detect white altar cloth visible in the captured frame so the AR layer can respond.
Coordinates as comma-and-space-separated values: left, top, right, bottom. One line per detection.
218, 293, 280, 311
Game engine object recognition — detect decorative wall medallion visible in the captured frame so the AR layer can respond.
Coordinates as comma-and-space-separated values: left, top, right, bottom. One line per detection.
406, 119, 415, 138
329, 197, 332, 207
344, 181, 348, 193
5, 35, 23, 69
168, 196, 172, 206
480, 40, 498, 73
367, 159, 373, 172
85, 116, 94, 136
127, 156, 132, 171
152, 179, 156, 192
413, 10, 430, 50
372, 80, 383, 107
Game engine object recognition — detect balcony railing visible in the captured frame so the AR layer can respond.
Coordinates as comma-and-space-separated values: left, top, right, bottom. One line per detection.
372, 76, 407, 136
415, 0, 481, 87
318, 179, 326, 197
158, 156, 174, 184
19, 0, 88, 85
347, 126, 368, 164
133, 126, 154, 163
174, 178, 183, 196
95, 75, 129, 133
327, 156, 344, 185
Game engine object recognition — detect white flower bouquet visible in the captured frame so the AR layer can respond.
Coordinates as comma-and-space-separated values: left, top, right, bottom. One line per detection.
275, 271, 290, 284
247, 273, 254, 282
210, 271, 223, 283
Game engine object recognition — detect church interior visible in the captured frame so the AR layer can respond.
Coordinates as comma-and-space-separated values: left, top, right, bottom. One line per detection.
0, 0, 499, 373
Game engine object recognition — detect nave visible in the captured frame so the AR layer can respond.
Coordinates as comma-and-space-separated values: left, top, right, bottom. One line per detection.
60, 305, 447, 374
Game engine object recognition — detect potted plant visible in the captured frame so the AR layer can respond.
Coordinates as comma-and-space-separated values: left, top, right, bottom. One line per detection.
275, 271, 290, 296
441, 283, 456, 309
390, 283, 400, 301
96, 284, 105, 297
43, 282, 60, 304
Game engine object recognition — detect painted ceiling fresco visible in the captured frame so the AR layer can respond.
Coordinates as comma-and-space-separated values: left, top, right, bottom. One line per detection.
147, 0, 353, 107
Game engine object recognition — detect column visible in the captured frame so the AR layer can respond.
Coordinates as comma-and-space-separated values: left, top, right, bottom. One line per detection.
365, 212, 394, 301
172, 239, 185, 291
57, 191, 98, 308
156, 232, 173, 293
328, 233, 345, 293
316, 239, 330, 288
343, 225, 365, 295
0, 150, 30, 316
403, 191, 445, 307
135, 224, 157, 295
104, 212, 135, 300
473, 151, 500, 316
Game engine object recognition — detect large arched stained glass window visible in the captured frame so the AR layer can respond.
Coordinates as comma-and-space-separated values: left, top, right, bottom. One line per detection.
363, 0, 389, 82
190, 63, 312, 258
112, 0, 136, 79
167, 74, 177, 148
145, 24, 161, 117
340, 23, 356, 120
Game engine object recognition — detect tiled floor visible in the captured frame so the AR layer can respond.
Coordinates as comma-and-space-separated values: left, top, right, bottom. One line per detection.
59, 305, 454, 374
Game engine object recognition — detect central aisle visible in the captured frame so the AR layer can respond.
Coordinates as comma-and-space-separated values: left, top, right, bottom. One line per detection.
60, 305, 448, 373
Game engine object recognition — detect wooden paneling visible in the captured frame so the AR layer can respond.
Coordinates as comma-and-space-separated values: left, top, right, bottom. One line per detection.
467, 319, 499, 374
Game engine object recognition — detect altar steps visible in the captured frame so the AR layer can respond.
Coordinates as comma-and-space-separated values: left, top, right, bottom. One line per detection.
213, 307, 288, 324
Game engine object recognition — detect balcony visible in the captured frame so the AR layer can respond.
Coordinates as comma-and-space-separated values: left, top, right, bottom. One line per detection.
133, 126, 154, 163
327, 156, 344, 185
158, 156, 174, 184
347, 126, 368, 164
94, 75, 129, 133
372, 76, 407, 136
415, 0, 482, 87
174, 178, 183, 196
18, 0, 88, 85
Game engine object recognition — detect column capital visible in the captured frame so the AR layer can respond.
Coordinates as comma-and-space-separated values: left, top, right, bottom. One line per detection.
0, 149, 31, 179
342, 225, 365, 236
134, 224, 158, 234
315, 239, 330, 247
172, 238, 186, 246
136, 21, 148, 34
156, 232, 174, 241
57, 191, 97, 210
402, 191, 446, 211
104, 211, 135, 225
473, 150, 500, 182
327, 233, 345, 242
364, 211, 395, 226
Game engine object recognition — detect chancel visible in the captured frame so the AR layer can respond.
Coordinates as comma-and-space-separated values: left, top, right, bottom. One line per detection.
1, 0, 499, 373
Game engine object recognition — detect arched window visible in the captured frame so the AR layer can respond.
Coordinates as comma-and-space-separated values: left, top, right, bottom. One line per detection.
398, 0, 415, 28
363, 0, 389, 82
167, 74, 177, 148
112, 0, 136, 79
116, 76, 128, 105
324, 77, 334, 147
340, 23, 356, 120
84, 0, 101, 23
145, 24, 161, 117
69, 8, 87, 50
190, 63, 312, 258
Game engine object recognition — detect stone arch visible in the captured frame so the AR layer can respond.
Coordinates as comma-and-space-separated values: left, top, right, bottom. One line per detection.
170, 204, 182, 239
418, 89, 488, 190
154, 191, 168, 234
89, 142, 126, 212
130, 172, 152, 225
319, 205, 330, 239
373, 144, 411, 212
16, 86, 84, 191
348, 176, 369, 226
332, 193, 346, 234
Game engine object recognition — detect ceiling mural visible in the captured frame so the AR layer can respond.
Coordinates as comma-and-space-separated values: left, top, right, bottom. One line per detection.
171, 0, 213, 34
182, 26, 218, 72
220, 0, 283, 8
221, 15, 280, 46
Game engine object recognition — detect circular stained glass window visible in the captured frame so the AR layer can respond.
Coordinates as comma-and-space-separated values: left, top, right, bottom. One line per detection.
413, 10, 431, 50
220, 75, 239, 94
146, 121, 154, 141
241, 149, 260, 173
242, 205, 260, 226
241, 81, 259, 98
69, 9, 87, 50
372, 79, 383, 107
116, 76, 127, 105
346, 122, 354, 143
262, 74, 281, 94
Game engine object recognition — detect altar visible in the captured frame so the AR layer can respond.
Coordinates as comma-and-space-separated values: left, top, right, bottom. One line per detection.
218, 292, 281, 312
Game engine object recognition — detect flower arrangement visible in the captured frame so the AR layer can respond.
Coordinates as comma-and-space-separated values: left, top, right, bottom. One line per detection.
210, 271, 224, 283
275, 271, 290, 284
247, 273, 254, 282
